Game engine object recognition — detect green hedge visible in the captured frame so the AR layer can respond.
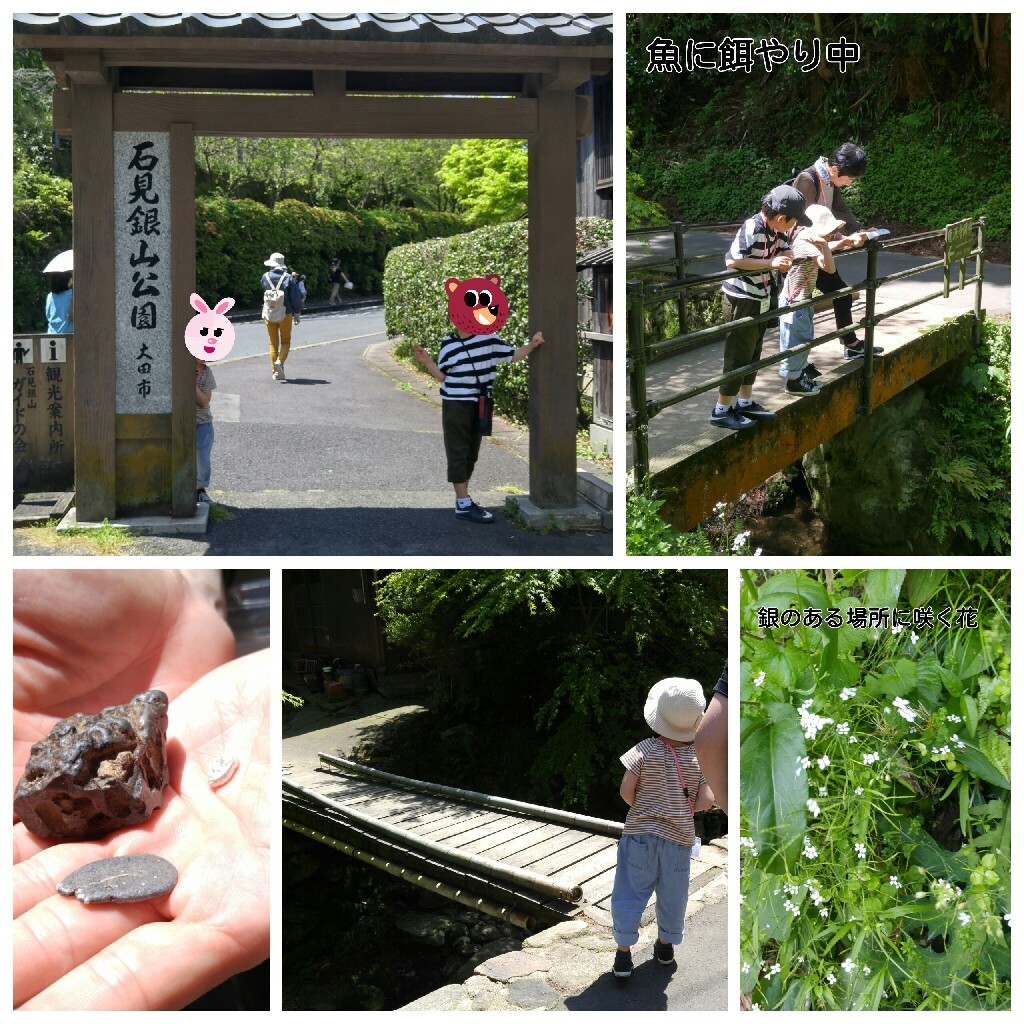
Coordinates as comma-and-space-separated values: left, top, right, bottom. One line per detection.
383, 217, 614, 423
14, 183, 469, 331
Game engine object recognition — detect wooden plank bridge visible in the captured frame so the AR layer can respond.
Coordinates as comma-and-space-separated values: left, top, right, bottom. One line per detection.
283, 754, 627, 930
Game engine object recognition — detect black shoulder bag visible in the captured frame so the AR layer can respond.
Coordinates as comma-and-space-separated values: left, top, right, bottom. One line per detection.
457, 338, 494, 436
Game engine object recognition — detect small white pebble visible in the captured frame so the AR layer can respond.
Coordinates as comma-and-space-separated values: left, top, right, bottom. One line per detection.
208, 754, 238, 788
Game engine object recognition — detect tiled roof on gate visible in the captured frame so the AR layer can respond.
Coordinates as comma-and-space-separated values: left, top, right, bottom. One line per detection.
13, 12, 613, 45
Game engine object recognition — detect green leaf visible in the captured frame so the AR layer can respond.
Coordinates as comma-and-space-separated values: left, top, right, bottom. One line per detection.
866, 658, 917, 698
955, 737, 1010, 788
904, 569, 946, 607
741, 702, 808, 873
863, 568, 907, 609
961, 693, 979, 736
915, 654, 943, 706
881, 815, 970, 884
757, 572, 830, 613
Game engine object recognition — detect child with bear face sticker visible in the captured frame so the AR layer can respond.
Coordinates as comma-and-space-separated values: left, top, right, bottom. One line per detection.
413, 276, 544, 523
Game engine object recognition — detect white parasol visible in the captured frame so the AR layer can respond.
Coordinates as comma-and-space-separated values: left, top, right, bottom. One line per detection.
43, 250, 74, 273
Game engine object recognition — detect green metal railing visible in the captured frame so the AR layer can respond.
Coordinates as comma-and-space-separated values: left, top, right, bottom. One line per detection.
627, 218, 986, 486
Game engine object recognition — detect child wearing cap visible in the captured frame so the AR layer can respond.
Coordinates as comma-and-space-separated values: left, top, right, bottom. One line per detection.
711, 185, 808, 430
778, 204, 846, 395
611, 678, 714, 979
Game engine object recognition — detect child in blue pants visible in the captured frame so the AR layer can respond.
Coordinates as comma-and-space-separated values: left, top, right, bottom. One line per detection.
612, 678, 713, 978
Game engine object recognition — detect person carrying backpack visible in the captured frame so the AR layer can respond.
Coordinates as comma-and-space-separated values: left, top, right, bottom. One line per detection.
261, 252, 303, 381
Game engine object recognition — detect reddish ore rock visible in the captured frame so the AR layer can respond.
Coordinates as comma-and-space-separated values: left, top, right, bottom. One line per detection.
14, 690, 170, 840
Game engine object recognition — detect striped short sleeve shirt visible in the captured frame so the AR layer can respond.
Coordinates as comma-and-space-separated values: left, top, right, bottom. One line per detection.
722, 212, 790, 303
621, 736, 705, 847
437, 331, 515, 401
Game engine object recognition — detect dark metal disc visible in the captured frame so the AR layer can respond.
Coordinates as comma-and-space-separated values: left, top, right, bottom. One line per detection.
57, 854, 178, 904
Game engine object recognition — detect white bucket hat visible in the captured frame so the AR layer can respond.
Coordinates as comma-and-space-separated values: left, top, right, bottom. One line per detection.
804, 204, 846, 237
644, 677, 707, 742
264, 251, 286, 268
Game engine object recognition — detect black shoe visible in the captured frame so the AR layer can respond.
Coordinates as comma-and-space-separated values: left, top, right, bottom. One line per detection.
786, 375, 821, 395
613, 949, 633, 978
802, 362, 822, 379
455, 501, 494, 524
710, 406, 755, 430
844, 340, 883, 359
654, 939, 675, 966
736, 401, 776, 421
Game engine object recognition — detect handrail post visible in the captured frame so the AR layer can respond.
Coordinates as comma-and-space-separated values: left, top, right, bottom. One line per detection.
672, 222, 687, 336
627, 284, 650, 488
859, 241, 880, 416
974, 216, 986, 345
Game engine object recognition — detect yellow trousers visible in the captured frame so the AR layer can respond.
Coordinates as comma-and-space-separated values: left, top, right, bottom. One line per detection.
266, 314, 293, 366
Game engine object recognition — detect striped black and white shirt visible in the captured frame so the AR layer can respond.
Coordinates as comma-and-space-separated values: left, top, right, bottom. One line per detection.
621, 736, 704, 847
436, 331, 515, 402
721, 212, 791, 303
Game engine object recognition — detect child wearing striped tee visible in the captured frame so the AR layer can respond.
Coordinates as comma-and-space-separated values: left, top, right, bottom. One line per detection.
612, 678, 714, 978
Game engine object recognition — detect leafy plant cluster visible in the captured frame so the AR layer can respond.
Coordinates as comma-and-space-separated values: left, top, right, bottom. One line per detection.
741, 569, 1010, 1010
920, 317, 1010, 553
383, 217, 613, 424
371, 570, 726, 818
626, 491, 761, 556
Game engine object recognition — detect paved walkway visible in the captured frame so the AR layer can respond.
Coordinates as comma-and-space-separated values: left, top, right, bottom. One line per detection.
627, 230, 1010, 469
15, 318, 611, 556
402, 837, 728, 1011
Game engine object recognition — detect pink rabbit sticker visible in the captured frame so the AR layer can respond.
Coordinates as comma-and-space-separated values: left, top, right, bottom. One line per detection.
185, 293, 236, 361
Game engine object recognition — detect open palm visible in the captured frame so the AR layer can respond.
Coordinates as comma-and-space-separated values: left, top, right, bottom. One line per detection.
14, 571, 270, 1009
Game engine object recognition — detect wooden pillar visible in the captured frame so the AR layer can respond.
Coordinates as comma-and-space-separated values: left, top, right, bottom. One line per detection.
527, 87, 578, 508
170, 123, 196, 517
71, 83, 116, 520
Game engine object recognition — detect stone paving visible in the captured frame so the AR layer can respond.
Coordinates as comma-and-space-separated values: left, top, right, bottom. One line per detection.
401, 835, 728, 1011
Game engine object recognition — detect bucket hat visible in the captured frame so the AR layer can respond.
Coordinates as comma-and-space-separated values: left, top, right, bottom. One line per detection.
804, 203, 846, 237
264, 252, 286, 268
644, 678, 706, 742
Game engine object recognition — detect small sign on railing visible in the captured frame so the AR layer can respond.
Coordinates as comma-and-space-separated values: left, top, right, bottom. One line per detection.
943, 218, 974, 297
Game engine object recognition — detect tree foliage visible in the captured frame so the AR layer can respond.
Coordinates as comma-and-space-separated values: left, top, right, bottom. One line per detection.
626, 14, 1011, 240
436, 139, 528, 226
372, 570, 727, 816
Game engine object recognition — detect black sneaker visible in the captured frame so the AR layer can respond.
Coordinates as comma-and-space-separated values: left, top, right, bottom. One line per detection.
802, 362, 821, 379
710, 406, 755, 430
654, 939, 675, 966
613, 949, 633, 978
844, 340, 883, 359
736, 401, 776, 421
455, 501, 494, 524
786, 376, 821, 395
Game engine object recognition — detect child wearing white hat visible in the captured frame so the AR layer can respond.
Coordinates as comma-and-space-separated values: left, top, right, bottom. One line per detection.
611, 678, 714, 979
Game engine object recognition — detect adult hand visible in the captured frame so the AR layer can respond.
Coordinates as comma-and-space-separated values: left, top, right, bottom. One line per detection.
14, 571, 270, 1010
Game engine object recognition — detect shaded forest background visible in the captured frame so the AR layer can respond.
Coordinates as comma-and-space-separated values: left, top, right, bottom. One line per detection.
363, 570, 727, 825
627, 13, 1011, 249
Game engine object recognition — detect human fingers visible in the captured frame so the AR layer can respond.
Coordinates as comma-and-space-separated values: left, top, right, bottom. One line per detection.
14, 892, 166, 1007
19, 917, 257, 1011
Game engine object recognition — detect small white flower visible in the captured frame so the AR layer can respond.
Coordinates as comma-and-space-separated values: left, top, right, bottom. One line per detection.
863, 965, 871, 976
841, 958, 856, 974
892, 696, 918, 723
854, 786, 864, 795
820, 907, 829, 918
753, 670, 766, 687
826, 973, 836, 985
802, 836, 819, 860
798, 702, 834, 741
783, 899, 800, 917
797, 955, 805, 965
1004, 913, 1011, 927
951, 733, 966, 750
840, 687, 858, 701
819, 785, 828, 797
807, 798, 821, 817
767, 962, 781, 977
947, 714, 962, 724
808, 886, 823, 906
890, 876, 900, 888
795, 755, 812, 776
742, 962, 751, 975
958, 911, 972, 926
854, 842, 867, 859
754, 547, 763, 556
848, 735, 859, 743
751, 1004, 761, 1012
732, 530, 751, 552
892, 623, 904, 635
862, 751, 880, 765
817, 755, 831, 769
836, 722, 850, 735
910, 631, 919, 644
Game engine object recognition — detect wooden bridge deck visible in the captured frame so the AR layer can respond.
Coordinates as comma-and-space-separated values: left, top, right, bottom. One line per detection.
283, 757, 626, 926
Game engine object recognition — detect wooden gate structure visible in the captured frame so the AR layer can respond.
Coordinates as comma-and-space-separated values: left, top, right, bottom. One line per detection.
14, 13, 613, 521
